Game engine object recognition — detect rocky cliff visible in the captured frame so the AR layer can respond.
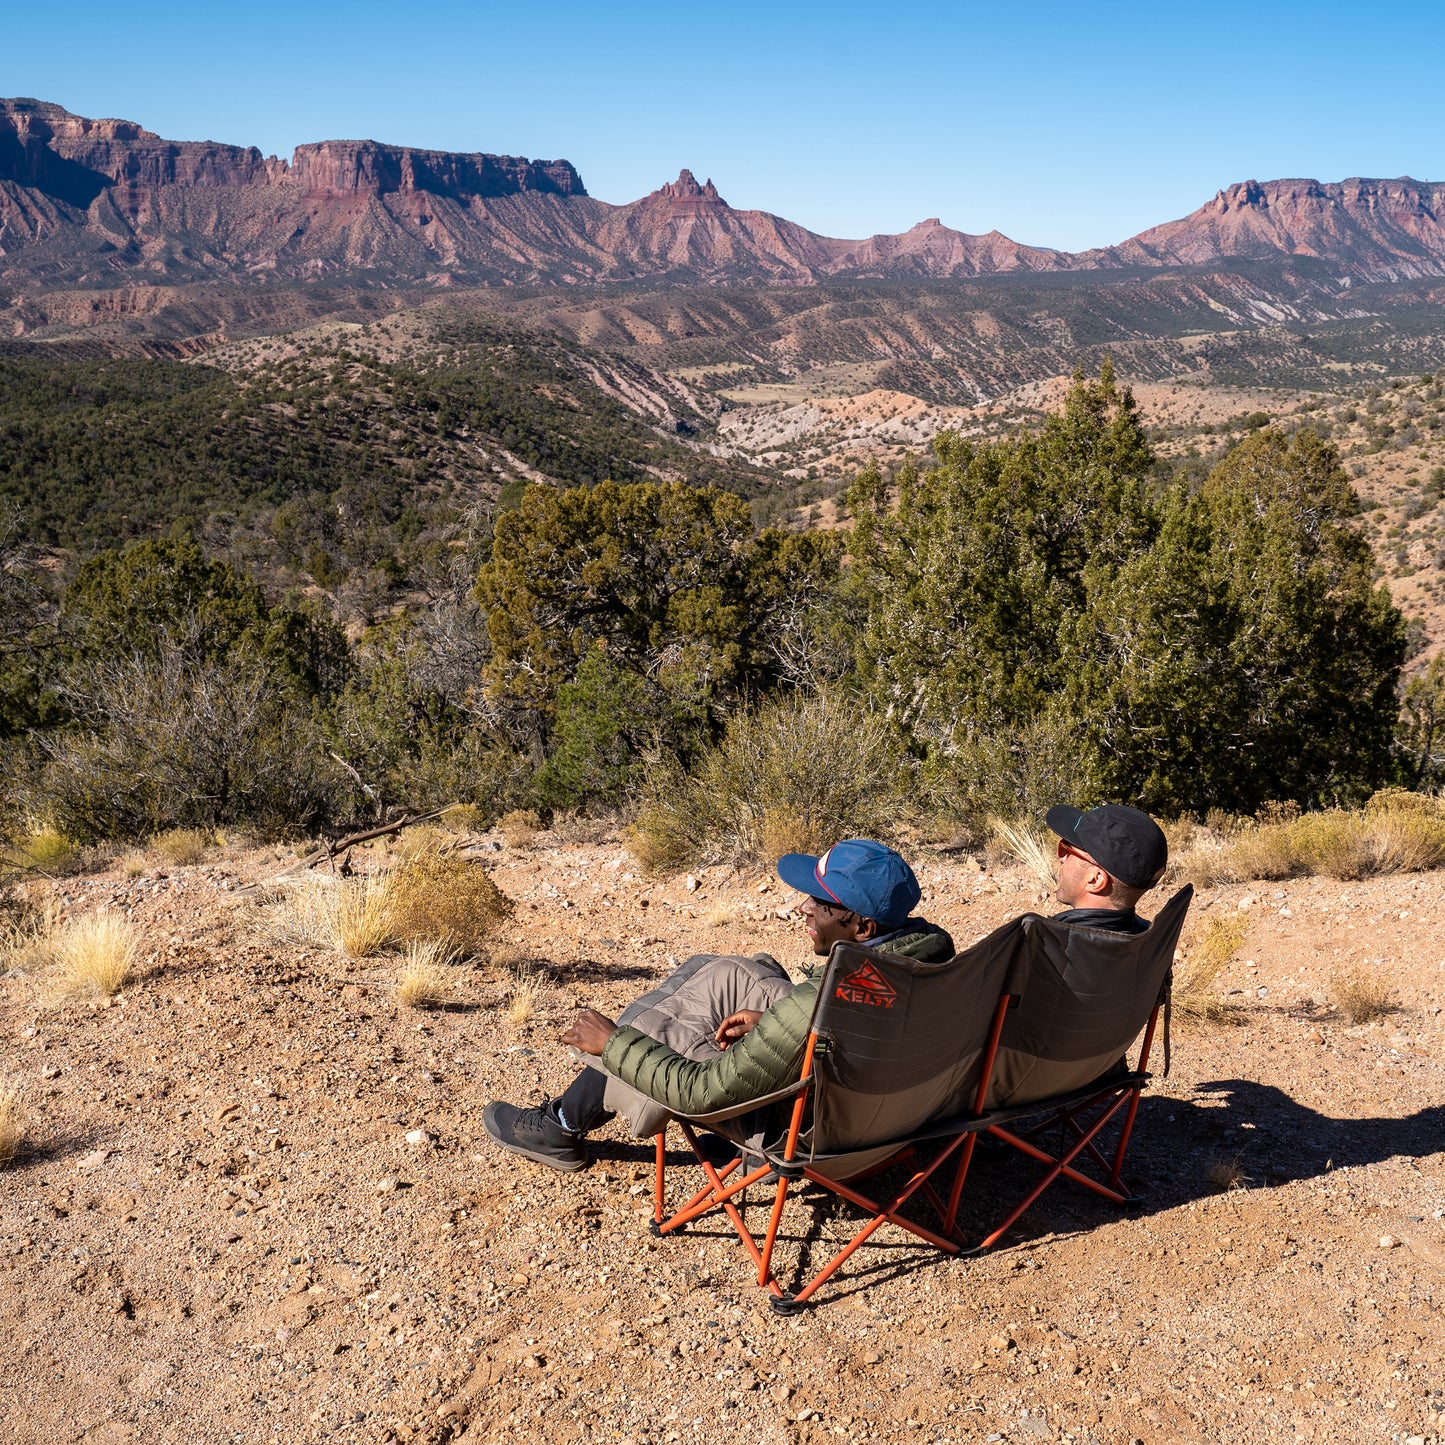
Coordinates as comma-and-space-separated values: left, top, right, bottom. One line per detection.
3, 98, 1444, 294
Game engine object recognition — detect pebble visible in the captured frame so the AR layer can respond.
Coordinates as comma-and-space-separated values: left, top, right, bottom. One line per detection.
1378, 1234, 1399, 1249
404, 1129, 433, 1148
376, 1176, 400, 1194
40, 1065, 60, 1080
77, 1149, 110, 1171
685, 875, 699, 892
510, 1271, 529, 1286
522, 1353, 544, 1369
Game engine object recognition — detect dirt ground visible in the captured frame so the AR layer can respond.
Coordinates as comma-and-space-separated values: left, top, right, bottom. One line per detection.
1, 832, 1442, 1445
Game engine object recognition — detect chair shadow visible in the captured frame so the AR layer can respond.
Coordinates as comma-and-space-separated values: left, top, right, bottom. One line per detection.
629, 1083, 1445, 1300
945, 1080, 1445, 1251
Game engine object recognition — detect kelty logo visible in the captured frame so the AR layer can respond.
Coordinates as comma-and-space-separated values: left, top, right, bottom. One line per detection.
835, 962, 897, 1008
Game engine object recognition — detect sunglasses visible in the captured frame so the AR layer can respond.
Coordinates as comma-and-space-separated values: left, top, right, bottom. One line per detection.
1055, 839, 1098, 866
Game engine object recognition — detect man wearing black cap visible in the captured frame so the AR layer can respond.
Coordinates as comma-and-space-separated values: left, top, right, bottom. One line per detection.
1046, 803, 1170, 934
482, 839, 954, 1172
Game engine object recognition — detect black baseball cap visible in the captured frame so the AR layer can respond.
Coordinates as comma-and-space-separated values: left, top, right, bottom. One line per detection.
1045, 803, 1168, 890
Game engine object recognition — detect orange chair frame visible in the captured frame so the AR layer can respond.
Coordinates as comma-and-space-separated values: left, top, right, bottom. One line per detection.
646, 988, 1167, 1312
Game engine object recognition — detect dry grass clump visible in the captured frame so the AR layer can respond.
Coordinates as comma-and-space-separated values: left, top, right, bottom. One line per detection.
628, 689, 906, 871
4, 823, 79, 877
1226, 792, 1445, 882
385, 853, 514, 956
497, 809, 542, 849
987, 817, 1057, 892
1329, 963, 1396, 1025
397, 940, 459, 1009
1207, 1153, 1253, 1192
118, 850, 149, 880
503, 963, 537, 1027
151, 828, 210, 867
261, 874, 397, 960
705, 904, 737, 929
0, 1084, 25, 1166
0, 897, 63, 974
51, 910, 138, 996
1173, 912, 1249, 1024
261, 854, 513, 961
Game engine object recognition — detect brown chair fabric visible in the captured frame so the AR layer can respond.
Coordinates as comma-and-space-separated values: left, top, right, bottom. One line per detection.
802, 887, 1192, 1167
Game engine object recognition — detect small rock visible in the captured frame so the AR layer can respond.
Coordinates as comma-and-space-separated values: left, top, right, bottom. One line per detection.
1308, 1028, 1325, 1044
1378, 1234, 1399, 1249
522, 1353, 544, 1370
376, 1176, 400, 1194
987, 1334, 1012, 1352
509, 1271, 529, 1286
795, 1408, 817, 1422
404, 1129, 433, 1148
771, 1385, 794, 1404
684, 875, 699, 893
40, 1065, 60, 1080
436, 1401, 462, 1420
1237, 895, 1255, 912
860, 1350, 882, 1365
77, 1148, 110, 1171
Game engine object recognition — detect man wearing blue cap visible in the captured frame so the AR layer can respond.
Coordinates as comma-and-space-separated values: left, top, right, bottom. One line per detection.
483, 839, 954, 1172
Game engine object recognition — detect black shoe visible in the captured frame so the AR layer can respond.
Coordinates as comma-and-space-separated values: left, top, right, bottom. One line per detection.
482, 1100, 588, 1173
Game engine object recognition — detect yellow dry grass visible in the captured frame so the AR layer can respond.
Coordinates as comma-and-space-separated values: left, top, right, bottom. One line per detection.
1207, 1153, 1252, 1192
118, 850, 149, 880
397, 940, 458, 1009
1227, 793, 1445, 882
259, 851, 513, 962
705, 904, 737, 929
0, 1084, 24, 1166
0, 897, 63, 974
384, 852, 514, 957
4, 823, 78, 877
497, 809, 541, 849
261, 874, 397, 960
1173, 912, 1249, 1024
504, 964, 537, 1027
1329, 963, 1396, 1025
51, 911, 138, 997
988, 817, 1058, 892
152, 828, 210, 867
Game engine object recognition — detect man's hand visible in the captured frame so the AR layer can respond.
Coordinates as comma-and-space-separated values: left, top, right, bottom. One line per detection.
714, 1009, 764, 1049
560, 1008, 618, 1057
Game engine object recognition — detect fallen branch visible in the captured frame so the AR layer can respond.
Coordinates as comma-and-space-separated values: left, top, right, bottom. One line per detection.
236, 805, 458, 896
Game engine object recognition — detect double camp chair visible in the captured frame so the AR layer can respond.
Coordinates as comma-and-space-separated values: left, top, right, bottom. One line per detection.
625, 887, 1192, 1312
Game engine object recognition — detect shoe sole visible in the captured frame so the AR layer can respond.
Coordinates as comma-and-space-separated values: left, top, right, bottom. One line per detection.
482, 1102, 589, 1173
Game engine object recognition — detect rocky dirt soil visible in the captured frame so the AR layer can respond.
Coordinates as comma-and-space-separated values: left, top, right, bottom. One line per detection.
2, 834, 1442, 1445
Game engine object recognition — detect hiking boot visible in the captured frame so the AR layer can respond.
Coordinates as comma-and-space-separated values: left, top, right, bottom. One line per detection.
482, 1100, 587, 1173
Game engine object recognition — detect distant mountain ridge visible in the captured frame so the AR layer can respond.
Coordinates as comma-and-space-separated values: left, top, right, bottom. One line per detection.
3, 97, 1445, 291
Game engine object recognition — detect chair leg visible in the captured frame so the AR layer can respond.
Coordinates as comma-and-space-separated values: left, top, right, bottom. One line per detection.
653, 1128, 666, 1227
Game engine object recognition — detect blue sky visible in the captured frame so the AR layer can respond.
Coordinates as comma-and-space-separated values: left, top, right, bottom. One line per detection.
6, 0, 1443, 251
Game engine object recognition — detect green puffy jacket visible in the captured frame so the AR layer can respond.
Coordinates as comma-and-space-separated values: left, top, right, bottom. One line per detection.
601, 921, 954, 1120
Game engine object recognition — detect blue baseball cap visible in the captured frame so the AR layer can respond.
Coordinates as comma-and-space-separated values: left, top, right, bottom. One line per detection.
776, 839, 921, 929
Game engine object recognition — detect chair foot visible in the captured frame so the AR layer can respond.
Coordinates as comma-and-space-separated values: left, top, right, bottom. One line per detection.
769, 1293, 807, 1316
647, 1219, 666, 1237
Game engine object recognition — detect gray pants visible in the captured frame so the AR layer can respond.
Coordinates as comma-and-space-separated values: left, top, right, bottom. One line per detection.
596, 951, 797, 1138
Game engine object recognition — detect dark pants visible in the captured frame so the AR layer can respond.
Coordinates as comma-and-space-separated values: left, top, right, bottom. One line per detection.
555, 1068, 612, 1134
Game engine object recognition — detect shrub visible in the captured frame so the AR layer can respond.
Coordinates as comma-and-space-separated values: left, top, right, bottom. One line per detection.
35, 634, 345, 842
1226, 793, 1445, 881
152, 828, 210, 867
1329, 963, 1395, 1025
384, 853, 515, 957
627, 689, 908, 871
51, 911, 137, 997
497, 809, 541, 849
2, 822, 79, 876
261, 874, 395, 959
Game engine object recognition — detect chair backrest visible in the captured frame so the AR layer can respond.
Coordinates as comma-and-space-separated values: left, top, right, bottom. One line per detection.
805, 886, 1192, 1157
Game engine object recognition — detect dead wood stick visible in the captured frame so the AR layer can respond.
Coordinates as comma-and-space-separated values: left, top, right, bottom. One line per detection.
238, 804, 459, 894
